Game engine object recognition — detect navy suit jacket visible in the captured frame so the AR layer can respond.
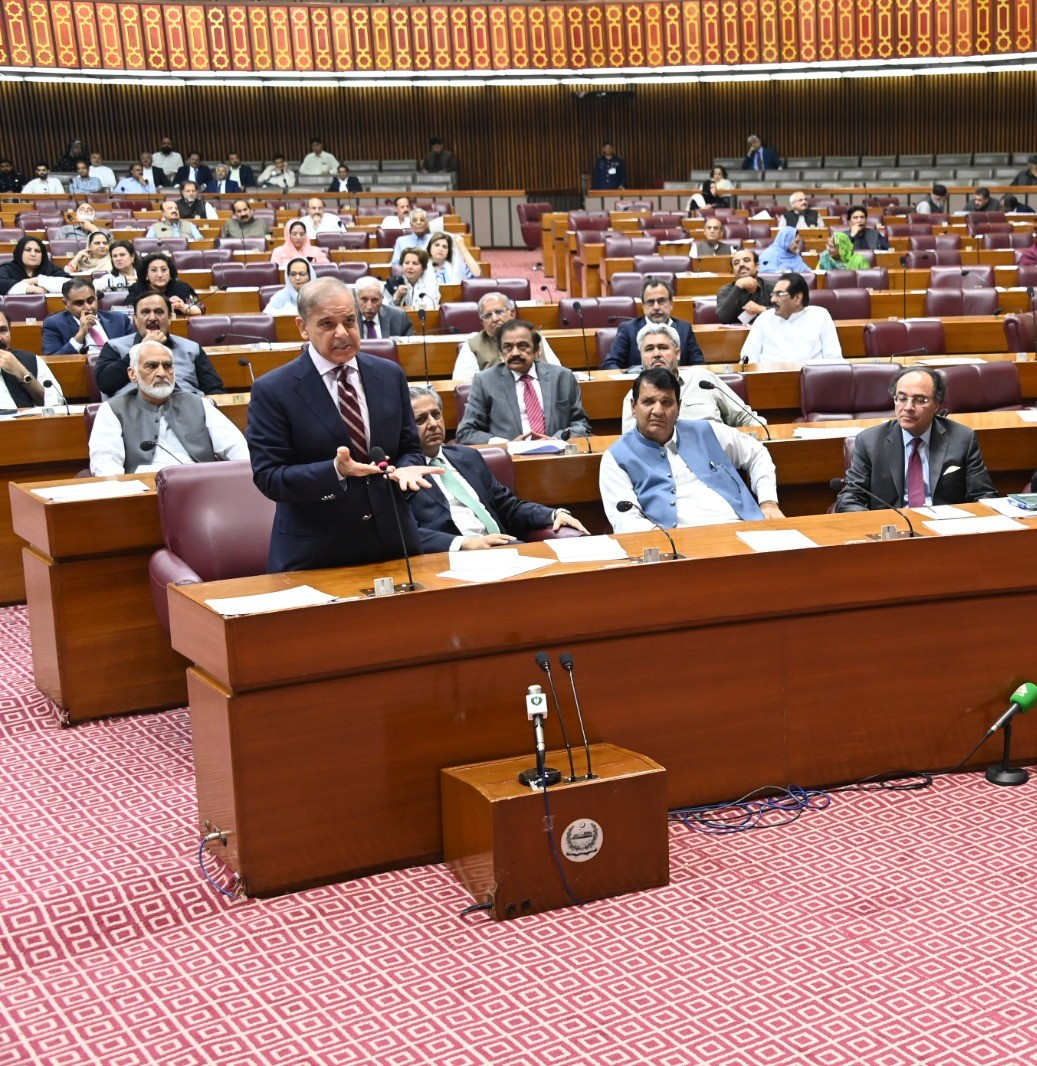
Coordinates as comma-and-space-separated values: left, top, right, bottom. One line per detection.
203, 179, 241, 194
41, 309, 134, 355
741, 146, 781, 170
410, 444, 553, 553
602, 316, 704, 370
247, 348, 424, 573
173, 164, 214, 187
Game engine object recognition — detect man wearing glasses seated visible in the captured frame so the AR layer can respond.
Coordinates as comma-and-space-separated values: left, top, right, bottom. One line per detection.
451, 292, 561, 379
740, 273, 843, 365
602, 277, 704, 370
835, 367, 997, 511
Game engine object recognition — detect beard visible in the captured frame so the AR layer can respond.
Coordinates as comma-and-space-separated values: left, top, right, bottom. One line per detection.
138, 381, 175, 401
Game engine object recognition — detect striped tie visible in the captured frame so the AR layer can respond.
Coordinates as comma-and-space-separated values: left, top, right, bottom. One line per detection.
335, 365, 368, 462
521, 375, 547, 436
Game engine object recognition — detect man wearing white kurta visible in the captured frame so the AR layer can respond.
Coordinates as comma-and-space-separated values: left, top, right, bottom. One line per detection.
739, 273, 843, 365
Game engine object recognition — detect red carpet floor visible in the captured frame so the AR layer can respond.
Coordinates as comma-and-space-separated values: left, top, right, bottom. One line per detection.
3, 602, 1037, 1065
482, 249, 563, 301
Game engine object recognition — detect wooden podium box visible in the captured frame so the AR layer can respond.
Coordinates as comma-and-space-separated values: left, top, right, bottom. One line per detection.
442, 743, 669, 920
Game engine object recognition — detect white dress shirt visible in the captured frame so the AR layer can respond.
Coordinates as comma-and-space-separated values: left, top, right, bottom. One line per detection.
22, 177, 65, 195
89, 165, 117, 190
451, 337, 561, 380
302, 213, 343, 238
257, 165, 297, 189
600, 422, 778, 533
299, 151, 339, 177
153, 149, 185, 174
0, 356, 62, 409
88, 397, 248, 475
740, 306, 844, 365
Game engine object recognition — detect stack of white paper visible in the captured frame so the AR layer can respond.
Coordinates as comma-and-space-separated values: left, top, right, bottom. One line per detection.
33, 479, 151, 502
922, 515, 1028, 536
547, 535, 629, 562
506, 440, 567, 455
736, 530, 819, 552
439, 548, 555, 584
204, 585, 343, 616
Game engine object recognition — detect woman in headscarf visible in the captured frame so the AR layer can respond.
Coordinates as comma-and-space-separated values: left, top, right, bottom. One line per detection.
94, 240, 143, 292
68, 231, 114, 275
426, 231, 478, 285
817, 231, 869, 271
55, 138, 89, 172
271, 220, 329, 268
757, 226, 811, 273
0, 236, 70, 295
688, 176, 731, 211
126, 252, 202, 315
265, 258, 317, 316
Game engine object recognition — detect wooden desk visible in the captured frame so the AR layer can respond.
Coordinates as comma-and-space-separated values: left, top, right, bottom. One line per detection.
168, 508, 1037, 896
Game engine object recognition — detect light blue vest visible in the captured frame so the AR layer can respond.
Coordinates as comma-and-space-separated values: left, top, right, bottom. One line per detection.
609, 420, 765, 528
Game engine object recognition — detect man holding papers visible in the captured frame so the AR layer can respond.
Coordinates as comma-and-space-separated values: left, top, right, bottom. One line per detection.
408, 385, 588, 552
601, 367, 782, 534
835, 368, 997, 511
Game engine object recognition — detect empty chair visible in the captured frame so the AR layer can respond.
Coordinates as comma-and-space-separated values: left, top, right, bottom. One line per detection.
214, 237, 269, 252
1003, 313, 1037, 352
863, 320, 947, 360
133, 238, 189, 255
360, 338, 399, 363
930, 265, 995, 289
886, 224, 933, 238
823, 268, 889, 290
188, 314, 277, 347
603, 235, 657, 258
148, 462, 276, 633
440, 301, 482, 335
633, 254, 692, 274
720, 221, 750, 240
693, 298, 719, 324
0, 227, 23, 241
966, 212, 1007, 233
46, 239, 83, 257
809, 289, 871, 320
172, 251, 206, 271
334, 262, 370, 284
595, 327, 619, 367
575, 228, 614, 254
315, 232, 369, 250
642, 213, 686, 229
983, 231, 1037, 250
211, 262, 280, 288
613, 201, 653, 211
924, 288, 1000, 316
745, 222, 774, 241
200, 248, 234, 266
571, 216, 611, 233
374, 228, 400, 249
642, 228, 686, 241
938, 363, 1023, 413
0, 294, 48, 321
1016, 264, 1037, 288
461, 278, 531, 303
717, 373, 748, 402
904, 249, 962, 268
799, 363, 903, 421
558, 297, 637, 329
258, 285, 283, 311
98, 291, 129, 312
312, 263, 341, 278
908, 235, 961, 251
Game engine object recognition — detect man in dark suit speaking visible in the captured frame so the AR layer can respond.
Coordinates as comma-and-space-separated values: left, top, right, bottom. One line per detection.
835, 367, 997, 512
601, 277, 704, 370
247, 277, 440, 572
408, 385, 588, 552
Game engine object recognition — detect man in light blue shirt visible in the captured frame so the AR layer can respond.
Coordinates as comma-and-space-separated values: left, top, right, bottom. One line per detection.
114, 163, 157, 195
390, 208, 438, 264
69, 161, 101, 195
146, 200, 201, 240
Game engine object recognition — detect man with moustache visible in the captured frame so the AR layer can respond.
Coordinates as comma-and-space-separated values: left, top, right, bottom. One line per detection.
715, 249, 775, 325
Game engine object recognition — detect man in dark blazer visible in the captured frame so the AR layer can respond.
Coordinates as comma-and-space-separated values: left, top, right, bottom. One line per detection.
455, 320, 591, 444
355, 277, 414, 338
247, 277, 439, 573
408, 385, 588, 552
226, 152, 255, 189
173, 153, 213, 189
741, 135, 780, 171
835, 367, 997, 512
42, 279, 135, 355
328, 165, 362, 194
602, 277, 704, 370
203, 165, 240, 195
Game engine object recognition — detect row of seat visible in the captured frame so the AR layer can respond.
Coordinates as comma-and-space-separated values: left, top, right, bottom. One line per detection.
695, 167, 1026, 185
715, 153, 1033, 169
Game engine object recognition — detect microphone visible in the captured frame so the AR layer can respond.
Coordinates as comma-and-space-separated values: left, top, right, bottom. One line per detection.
213, 332, 272, 349
517, 684, 562, 789
139, 439, 186, 465
697, 380, 771, 440
417, 305, 432, 385
828, 477, 919, 537
615, 500, 683, 559
886, 346, 929, 364
899, 254, 910, 320
572, 300, 593, 378
960, 268, 989, 290
534, 652, 576, 782
237, 356, 255, 383
539, 284, 551, 304
984, 682, 1037, 737
559, 427, 593, 453
607, 314, 636, 324
39, 378, 70, 416
559, 652, 595, 780
1028, 287, 1037, 349
368, 445, 420, 592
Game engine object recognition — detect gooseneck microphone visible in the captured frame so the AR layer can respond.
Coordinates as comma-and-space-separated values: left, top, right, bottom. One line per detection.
572, 300, 594, 378
828, 477, 918, 537
616, 500, 683, 559
368, 445, 420, 592
697, 380, 771, 440
560, 427, 593, 453
140, 439, 186, 465
417, 305, 432, 385
237, 356, 255, 383
39, 378, 70, 416
517, 684, 562, 789
535, 652, 576, 781
213, 332, 272, 349
886, 346, 929, 365
559, 652, 595, 780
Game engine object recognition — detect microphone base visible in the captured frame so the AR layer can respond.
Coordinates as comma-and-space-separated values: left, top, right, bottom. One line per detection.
360, 581, 425, 596
864, 531, 915, 541
518, 766, 563, 789
985, 763, 1029, 787
630, 551, 686, 563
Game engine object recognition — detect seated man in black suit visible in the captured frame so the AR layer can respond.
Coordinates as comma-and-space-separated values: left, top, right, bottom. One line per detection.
835, 367, 997, 512
408, 386, 588, 552
42, 279, 135, 355
203, 165, 240, 195
173, 152, 213, 189
602, 277, 704, 370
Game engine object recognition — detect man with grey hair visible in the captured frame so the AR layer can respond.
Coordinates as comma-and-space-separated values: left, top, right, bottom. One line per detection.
620, 322, 767, 433
741, 135, 780, 172
89, 340, 247, 475
390, 208, 443, 264
204, 164, 239, 195
408, 384, 588, 551
146, 200, 202, 241
778, 191, 820, 230
451, 291, 561, 379
355, 275, 414, 339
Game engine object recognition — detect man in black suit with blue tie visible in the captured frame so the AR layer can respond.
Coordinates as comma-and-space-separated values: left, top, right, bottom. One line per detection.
41, 279, 135, 355
247, 277, 441, 573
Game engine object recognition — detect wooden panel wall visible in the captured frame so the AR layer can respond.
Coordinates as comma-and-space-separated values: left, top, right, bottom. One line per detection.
1, 73, 1034, 192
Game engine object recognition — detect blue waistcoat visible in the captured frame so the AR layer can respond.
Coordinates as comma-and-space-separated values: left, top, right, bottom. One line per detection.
609, 420, 765, 528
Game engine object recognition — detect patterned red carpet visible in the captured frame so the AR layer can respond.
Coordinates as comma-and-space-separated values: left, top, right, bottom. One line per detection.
3, 602, 1037, 1065
482, 249, 563, 301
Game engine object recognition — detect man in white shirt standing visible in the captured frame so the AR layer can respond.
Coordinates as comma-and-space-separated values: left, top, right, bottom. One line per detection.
739, 273, 843, 365
89, 340, 248, 476
299, 137, 339, 178
22, 162, 65, 195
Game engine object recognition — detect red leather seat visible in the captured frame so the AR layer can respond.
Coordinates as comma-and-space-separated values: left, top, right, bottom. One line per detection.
575, 229, 613, 255
571, 216, 610, 233
595, 328, 619, 366
908, 235, 961, 251
558, 297, 637, 330
720, 222, 749, 241
906, 214, 950, 225
461, 278, 531, 303
863, 320, 947, 360
887, 224, 933, 238
187, 314, 277, 347
0, 227, 23, 241
609, 273, 674, 299
641, 213, 686, 230
85, 353, 101, 404
924, 288, 1000, 316
718, 373, 748, 402
99, 291, 129, 312
693, 298, 719, 324
172, 251, 206, 271
799, 363, 903, 421
1016, 265, 1037, 289
0, 294, 48, 321
809, 289, 871, 320
440, 302, 482, 335
983, 231, 1037, 250
315, 232, 369, 250
148, 462, 276, 633
904, 250, 962, 269
48, 239, 81, 257
939, 363, 1023, 412
603, 235, 657, 258
745, 222, 773, 242
966, 212, 1007, 233
334, 262, 370, 283
930, 265, 995, 289
642, 228, 685, 241
360, 338, 399, 363
823, 268, 889, 290
215, 237, 268, 252
211, 262, 280, 288
454, 382, 472, 424
633, 255, 692, 274
1003, 313, 1037, 353
258, 285, 281, 310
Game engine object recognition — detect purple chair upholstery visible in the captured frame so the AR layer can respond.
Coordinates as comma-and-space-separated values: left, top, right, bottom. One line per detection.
111, 198, 151, 211
966, 212, 1007, 232
211, 262, 280, 289
603, 235, 657, 258
99, 291, 130, 311
0, 227, 23, 241
642, 228, 686, 241
633, 255, 692, 274
906, 214, 950, 225
440, 302, 482, 335
374, 228, 399, 249
808, 289, 872, 320
693, 298, 719, 324
133, 238, 189, 255
721, 222, 750, 241
862, 320, 947, 360
200, 249, 233, 267
799, 363, 903, 421
215, 237, 269, 252
938, 363, 1023, 413
172, 251, 206, 271
558, 297, 637, 330
609, 273, 675, 299
717, 373, 748, 402
595, 328, 619, 366
85, 353, 101, 404
983, 231, 1037, 250
258, 285, 282, 310
461, 278, 531, 303
1003, 313, 1037, 352
0, 294, 48, 321
313, 263, 340, 278
187, 314, 277, 347
904, 249, 962, 268
148, 462, 276, 633
571, 217, 610, 234
908, 235, 962, 251
453, 382, 472, 425
48, 239, 82, 256
887, 224, 933, 238
924, 288, 1000, 316
930, 265, 995, 289
642, 213, 687, 230
315, 232, 370, 251
360, 338, 399, 362
823, 268, 889, 290
745, 222, 774, 242
575, 229, 614, 254
333, 262, 370, 283
517, 202, 552, 251
1016, 265, 1037, 288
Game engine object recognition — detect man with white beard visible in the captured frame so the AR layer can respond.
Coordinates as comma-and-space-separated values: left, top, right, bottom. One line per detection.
88, 340, 248, 475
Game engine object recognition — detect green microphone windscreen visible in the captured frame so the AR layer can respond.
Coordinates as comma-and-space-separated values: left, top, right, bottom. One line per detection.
1009, 682, 1037, 711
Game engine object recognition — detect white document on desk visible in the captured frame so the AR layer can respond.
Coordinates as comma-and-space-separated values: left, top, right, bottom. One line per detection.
204, 584, 343, 617
546, 535, 629, 562
982, 497, 1037, 519
439, 549, 555, 584
922, 515, 1029, 536
1015, 409, 1037, 423
913, 505, 972, 520
792, 426, 863, 439
33, 479, 151, 502
736, 529, 819, 552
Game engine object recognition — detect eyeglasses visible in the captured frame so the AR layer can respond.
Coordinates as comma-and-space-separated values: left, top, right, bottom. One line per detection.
772, 290, 791, 299
480, 309, 509, 321
894, 393, 935, 406
501, 342, 534, 353
643, 297, 672, 307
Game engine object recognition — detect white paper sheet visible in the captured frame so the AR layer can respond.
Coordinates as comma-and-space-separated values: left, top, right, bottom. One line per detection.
438, 554, 555, 584
916, 357, 985, 366
982, 497, 1037, 519
1015, 409, 1037, 423
913, 505, 971, 520
922, 515, 1029, 536
547, 535, 630, 562
792, 426, 863, 439
32, 479, 151, 502
506, 440, 567, 456
204, 584, 343, 617
736, 529, 819, 552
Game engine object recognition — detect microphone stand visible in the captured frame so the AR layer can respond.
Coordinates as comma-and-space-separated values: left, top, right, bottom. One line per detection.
237, 356, 256, 383
559, 652, 595, 780
616, 500, 684, 561
572, 300, 593, 379
417, 305, 431, 385
367, 446, 422, 593
829, 477, 919, 538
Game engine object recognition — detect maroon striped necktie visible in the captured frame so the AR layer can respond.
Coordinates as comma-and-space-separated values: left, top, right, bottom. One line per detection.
335, 364, 368, 462
520, 374, 547, 436
906, 436, 925, 507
